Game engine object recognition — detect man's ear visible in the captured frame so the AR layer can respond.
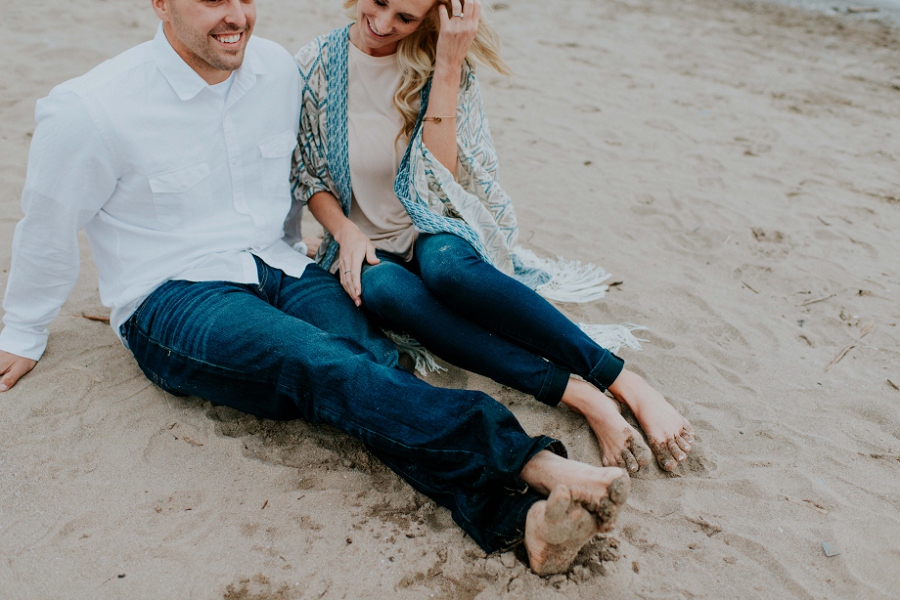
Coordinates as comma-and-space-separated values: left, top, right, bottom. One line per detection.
151, 0, 172, 23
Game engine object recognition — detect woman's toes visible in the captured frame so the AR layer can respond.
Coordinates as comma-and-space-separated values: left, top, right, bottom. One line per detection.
675, 434, 692, 453
667, 438, 687, 463
659, 455, 677, 472
629, 435, 652, 468
652, 441, 677, 471
621, 449, 639, 473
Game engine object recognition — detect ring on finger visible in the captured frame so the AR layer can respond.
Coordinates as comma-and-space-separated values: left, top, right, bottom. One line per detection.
453, 12, 464, 17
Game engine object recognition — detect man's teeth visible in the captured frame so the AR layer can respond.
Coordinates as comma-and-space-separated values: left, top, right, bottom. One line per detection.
215, 34, 241, 43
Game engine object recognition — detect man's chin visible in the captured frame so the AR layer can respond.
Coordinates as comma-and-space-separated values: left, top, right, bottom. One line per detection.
208, 51, 246, 73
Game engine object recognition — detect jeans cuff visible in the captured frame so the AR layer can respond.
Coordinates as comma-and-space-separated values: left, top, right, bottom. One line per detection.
586, 352, 625, 392
506, 435, 568, 494
491, 436, 568, 553
492, 490, 543, 554
536, 363, 571, 407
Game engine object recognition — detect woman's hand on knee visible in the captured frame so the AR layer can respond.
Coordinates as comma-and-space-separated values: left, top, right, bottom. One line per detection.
335, 222, 380, 307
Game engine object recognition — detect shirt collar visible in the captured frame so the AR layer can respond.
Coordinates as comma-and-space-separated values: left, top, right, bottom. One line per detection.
152, 23, 267, 102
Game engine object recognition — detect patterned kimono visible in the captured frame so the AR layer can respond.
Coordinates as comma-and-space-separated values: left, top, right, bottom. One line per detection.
288, 25, 642, 369
289, 24, 616, 297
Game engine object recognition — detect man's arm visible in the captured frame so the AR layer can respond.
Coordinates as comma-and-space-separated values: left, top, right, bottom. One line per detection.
0, 89, 117, 391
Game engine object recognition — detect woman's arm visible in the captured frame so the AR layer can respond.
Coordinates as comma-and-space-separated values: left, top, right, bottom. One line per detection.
307, 191, 379, 306
422, 0, 482, 173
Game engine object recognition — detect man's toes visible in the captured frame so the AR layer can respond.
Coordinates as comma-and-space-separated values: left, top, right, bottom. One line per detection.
607, 471, 631, 506
544, 485, 573, 524
593, 476, 629, 531
667, 438, 687, 463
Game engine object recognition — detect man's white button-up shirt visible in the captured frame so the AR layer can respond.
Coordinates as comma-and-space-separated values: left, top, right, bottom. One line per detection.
0, 26, 312, 360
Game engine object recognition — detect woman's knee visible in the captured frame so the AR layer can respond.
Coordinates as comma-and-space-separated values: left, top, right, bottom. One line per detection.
360, 262, 430, 317
417, 234, 485, 296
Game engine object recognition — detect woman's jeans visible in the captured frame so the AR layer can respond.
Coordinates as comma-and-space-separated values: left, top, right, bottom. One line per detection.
121, 257, 564, 553
360, 233, 625, 406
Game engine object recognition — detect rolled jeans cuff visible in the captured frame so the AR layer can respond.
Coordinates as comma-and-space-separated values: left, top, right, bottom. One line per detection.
536, 363, 571, 407
492, 435, 569, 554
586, 352, 625, 392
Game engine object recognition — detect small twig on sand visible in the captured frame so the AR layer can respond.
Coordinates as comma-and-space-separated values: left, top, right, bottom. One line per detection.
816, 216, 831, 226
82, 313, 111, 323
826, 345, 856, 371
785, 496, 829, 515
856, 321, 873, 339
742, 281, 759, 294
796, 293, 835, 307
825, 322, 873, 371
846, 6, 879, 13
888, 379, 899, 391
261, 499, 269, 510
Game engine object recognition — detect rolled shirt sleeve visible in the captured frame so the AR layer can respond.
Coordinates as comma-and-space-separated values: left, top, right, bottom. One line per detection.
0, 90, 116, 360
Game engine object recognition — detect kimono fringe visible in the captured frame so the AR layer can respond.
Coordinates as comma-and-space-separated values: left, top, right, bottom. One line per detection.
513, 246, 611, 303
383, 330, 447, 376
578, 322, 648, 354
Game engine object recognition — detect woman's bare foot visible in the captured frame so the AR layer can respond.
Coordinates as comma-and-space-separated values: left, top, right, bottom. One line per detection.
524, 485, 600, 576
562, 378, 652, 473
520, 450, 630, 529
607, 369, 695, 472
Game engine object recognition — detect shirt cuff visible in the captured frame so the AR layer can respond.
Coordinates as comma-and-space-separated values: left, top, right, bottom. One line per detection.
0, 326, 48, 361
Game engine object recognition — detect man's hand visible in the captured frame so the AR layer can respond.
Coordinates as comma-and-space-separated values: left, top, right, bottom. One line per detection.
0, 350, 38, 392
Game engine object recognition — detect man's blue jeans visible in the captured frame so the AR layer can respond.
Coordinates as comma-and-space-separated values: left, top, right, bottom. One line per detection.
360, 233, 624, 406
121, 257, 564, 552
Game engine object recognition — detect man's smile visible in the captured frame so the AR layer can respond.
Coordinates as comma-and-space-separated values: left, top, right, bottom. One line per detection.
212, 31, 244, 46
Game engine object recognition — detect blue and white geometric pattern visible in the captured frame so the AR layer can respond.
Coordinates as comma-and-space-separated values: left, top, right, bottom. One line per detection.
290, 25, 610, 295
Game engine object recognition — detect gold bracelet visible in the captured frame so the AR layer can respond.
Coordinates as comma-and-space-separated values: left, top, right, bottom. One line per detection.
423, 115, 455, 124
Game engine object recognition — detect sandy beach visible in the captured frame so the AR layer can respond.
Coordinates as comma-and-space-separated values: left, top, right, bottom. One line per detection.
1, 0, 899, 598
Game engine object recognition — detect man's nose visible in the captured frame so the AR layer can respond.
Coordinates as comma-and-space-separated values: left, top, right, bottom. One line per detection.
222, 0, 249, 28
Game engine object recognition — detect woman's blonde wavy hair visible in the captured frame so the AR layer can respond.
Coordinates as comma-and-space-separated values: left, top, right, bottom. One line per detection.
343, 0, 511, 142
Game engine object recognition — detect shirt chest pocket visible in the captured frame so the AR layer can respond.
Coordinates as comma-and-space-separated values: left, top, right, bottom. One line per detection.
258, 130, 297, 197
148, 161, 212, 227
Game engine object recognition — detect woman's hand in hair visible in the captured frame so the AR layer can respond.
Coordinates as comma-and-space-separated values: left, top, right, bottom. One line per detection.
425, 0, 481, 172
435, 0, 481, 72
334, 221, 380, 307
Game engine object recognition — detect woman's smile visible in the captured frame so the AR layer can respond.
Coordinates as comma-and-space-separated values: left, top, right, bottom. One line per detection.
365, 16, 392, 39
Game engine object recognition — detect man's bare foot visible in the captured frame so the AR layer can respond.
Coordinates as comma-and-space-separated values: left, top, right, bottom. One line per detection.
520, 450, 630, 529
607, 369, 695, 472
302, 236, 322, 258
562, 379, 652, 473
524, 485, 601, 576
